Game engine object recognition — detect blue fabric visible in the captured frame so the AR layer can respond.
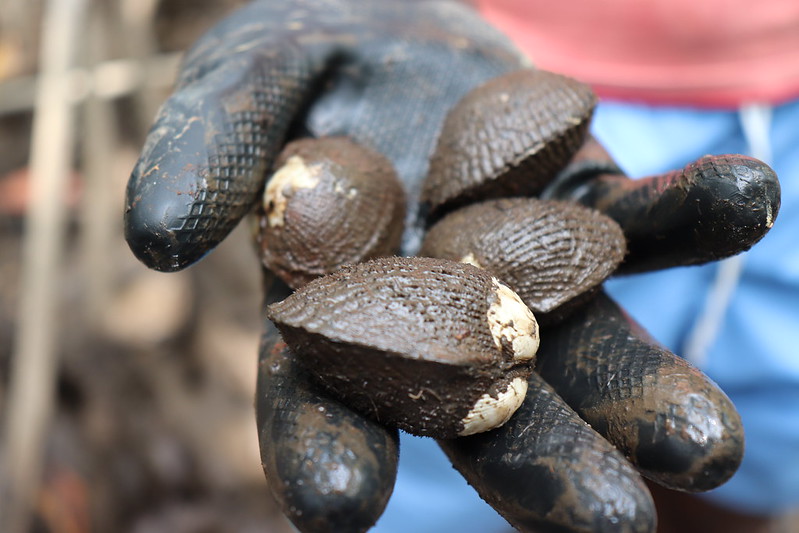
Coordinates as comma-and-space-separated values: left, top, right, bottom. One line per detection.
596, 98, 799, 515
372, 433, 510, 532
375, 99, 799, 530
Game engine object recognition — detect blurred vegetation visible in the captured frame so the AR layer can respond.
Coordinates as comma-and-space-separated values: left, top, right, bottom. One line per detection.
0, 1, 295, 531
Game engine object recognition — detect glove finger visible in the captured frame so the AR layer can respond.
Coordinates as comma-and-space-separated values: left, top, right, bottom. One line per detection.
125, 1, 316, 272
535, 290, 744, 492
257, 276, 399, 533
255, 137, 406, 289
541, 136, 781, 273
438, 372, 657, 533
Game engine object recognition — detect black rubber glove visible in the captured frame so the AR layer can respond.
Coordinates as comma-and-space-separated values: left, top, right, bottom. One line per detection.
124, 0, 523, 270
124, 1, 779, 532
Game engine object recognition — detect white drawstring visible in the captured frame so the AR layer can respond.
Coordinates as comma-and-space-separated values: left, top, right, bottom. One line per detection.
682, 103, 773, 367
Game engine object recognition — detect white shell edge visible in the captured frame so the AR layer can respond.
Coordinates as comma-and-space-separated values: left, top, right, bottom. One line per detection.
458, 376, 528, 436
263, 155, 321, 227
486, 278, 539, 361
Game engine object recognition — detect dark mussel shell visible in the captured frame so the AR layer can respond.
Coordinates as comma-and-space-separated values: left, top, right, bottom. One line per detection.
421, 198, 626, 323
267, 257, 539, 438
257, 137, 406, 288
422, 69, 596, 219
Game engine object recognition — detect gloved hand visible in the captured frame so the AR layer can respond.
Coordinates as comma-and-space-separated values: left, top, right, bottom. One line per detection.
124, 1, 780, 532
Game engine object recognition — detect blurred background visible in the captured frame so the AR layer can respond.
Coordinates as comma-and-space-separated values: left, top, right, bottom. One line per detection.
2, 1, 799, 533
0, 0, 295, 531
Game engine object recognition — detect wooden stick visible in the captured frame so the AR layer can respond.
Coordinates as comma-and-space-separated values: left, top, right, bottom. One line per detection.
119, 0, 162, 135
0, 53, 181, 116
78, 3, 121, 328
1, 0, 88, 530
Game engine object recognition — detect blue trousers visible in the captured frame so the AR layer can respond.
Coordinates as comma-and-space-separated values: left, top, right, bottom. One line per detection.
374, 98, 799, 532
597, 98, 799, 514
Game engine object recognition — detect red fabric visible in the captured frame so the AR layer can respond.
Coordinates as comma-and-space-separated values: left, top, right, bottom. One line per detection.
476, 0, 799, 107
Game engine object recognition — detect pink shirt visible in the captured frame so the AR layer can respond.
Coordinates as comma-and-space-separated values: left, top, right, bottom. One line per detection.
475, 0, 799, 107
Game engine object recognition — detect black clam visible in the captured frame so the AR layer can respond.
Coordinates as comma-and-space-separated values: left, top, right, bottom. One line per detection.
422, 69, 597, 220
257, 137, 406, 288
421, 197, 626, 323
267, 256, 539, 438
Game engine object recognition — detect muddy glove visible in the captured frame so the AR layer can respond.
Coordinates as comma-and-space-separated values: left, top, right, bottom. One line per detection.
124, 0, 522, 269
124, 1, 779, 532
